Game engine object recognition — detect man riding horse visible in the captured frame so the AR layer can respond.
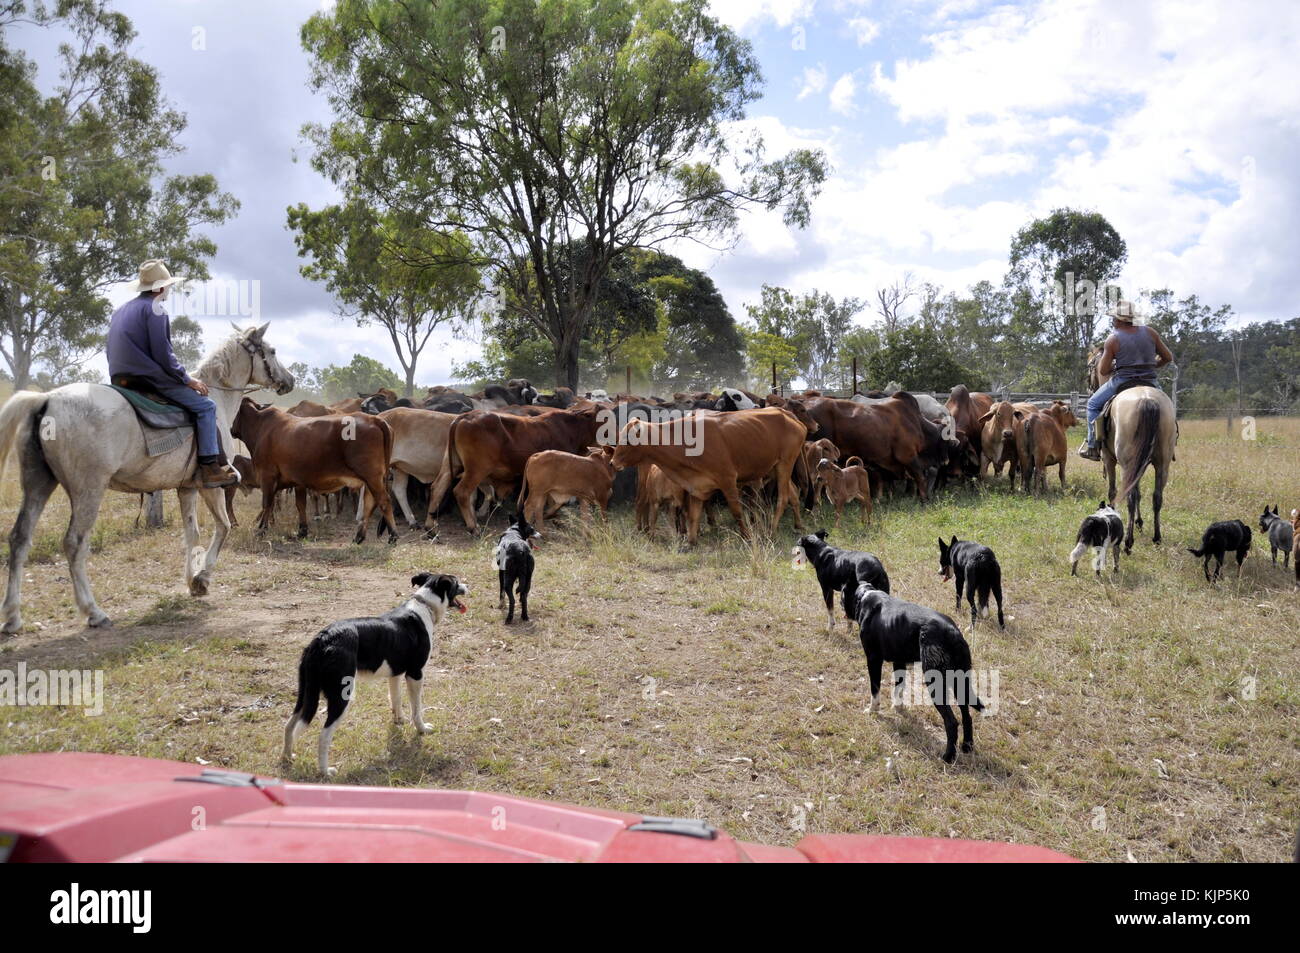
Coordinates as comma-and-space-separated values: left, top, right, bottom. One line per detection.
105, 260, 239, 488
1078, 299, 1175, 461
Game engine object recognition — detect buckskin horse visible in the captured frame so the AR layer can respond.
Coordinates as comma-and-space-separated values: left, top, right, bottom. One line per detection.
0, 325, 294, 633
1088, 346, 1177, 552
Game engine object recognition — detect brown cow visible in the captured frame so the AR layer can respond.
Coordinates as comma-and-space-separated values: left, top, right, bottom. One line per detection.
1019, 401, 1078, 493
815, 455, 873, 526
430, 403, 604, 532
287, 399, 334, 417
366, 407, 458, 537
231, 399, 398, 543
518, 447, 616, 530
611, 407, 805, 544
803, 395, 933, 500
636, 463, 687, 536
797, 437, 840, 506
977, 401, 1024, 482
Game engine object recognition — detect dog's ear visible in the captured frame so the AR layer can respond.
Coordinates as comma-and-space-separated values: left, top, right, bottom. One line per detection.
951, 535, 959, 546
937, 537, 947, 551
411, 572, 432, 589
1099, 500, 1106, 510
815, 528, 828, 540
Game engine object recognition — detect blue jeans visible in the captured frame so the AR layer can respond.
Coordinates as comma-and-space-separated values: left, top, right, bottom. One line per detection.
1085, 379, 1119, 447
153, 382, 221, 459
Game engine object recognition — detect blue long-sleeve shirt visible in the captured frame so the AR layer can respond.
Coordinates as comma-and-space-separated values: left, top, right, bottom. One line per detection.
106, 293, 191, 388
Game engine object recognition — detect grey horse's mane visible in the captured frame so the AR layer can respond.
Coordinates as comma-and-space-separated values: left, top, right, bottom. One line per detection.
193, 329, 253, 384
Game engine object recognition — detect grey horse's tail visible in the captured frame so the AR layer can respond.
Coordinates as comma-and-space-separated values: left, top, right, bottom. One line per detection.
0, 391, 49, 482
1119, 397, 1162, 502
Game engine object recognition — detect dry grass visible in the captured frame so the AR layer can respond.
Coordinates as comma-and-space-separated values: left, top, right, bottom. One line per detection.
1, 417, 1297, 861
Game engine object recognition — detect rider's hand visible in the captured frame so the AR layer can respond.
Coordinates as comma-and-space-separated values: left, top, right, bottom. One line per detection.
187, 379, 209, 397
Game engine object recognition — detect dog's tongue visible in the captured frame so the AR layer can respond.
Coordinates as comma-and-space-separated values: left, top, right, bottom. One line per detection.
454, 597, 467, 614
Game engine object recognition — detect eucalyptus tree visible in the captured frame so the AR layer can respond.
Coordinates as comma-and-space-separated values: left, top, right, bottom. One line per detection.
301, 0, 826, 388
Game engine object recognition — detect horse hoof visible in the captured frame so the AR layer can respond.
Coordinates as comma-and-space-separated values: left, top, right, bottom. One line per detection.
189, 575, 209, 597
2, 617, 21, 635
87, 612, 112, 629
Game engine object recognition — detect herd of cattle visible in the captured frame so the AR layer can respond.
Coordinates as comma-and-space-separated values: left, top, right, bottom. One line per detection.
224, 378, 1083, 544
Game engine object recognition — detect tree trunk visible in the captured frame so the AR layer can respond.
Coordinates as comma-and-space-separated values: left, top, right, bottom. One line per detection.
555, 333, 581, 391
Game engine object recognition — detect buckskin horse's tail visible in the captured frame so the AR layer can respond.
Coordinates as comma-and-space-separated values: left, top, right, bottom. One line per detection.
1119, 397, 1162, 502
0, 391, 50, 484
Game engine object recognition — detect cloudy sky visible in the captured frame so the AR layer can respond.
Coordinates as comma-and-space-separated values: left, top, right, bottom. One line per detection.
15, 0, 1300, 386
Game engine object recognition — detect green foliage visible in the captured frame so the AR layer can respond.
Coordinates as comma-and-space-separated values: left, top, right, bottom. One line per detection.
314, 354, 403, 403
1005, 207, 1127, 388
744, 284, 863, 391
286, 201, 481, 397
0, 1, 236, 388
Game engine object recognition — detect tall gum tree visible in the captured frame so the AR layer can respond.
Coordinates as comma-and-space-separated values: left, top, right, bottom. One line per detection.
300, 0, 827, 389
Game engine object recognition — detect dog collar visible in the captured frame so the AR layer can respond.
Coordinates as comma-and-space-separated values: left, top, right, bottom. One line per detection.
410, 591, 442, 613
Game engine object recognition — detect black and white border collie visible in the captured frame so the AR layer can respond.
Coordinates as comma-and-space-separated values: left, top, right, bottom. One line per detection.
1188, 520, 1252, 582
792, 530, 890, 632
853, 586, 984, 764
282, 572, 468, 776
1070, 502, 1124, 576
937, 536, 1005, 628
494, 514, 540, 623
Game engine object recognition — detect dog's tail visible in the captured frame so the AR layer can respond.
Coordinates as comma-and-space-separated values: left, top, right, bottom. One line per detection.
1187, 546, 1205, 557
291, 651, 321, 725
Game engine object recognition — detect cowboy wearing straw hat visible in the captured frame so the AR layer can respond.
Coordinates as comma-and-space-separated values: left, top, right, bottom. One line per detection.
1078, 299, 1175, 461
105, 260, 239, 487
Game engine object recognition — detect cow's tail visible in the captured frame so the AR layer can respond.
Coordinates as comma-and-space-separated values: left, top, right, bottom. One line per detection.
517, 469, 531, 513
1119, 398, 1161, 502
0, 391, 49, 483
427, 416, 464, 516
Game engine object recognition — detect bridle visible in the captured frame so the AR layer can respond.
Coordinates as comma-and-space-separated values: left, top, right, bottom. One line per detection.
209, 337, 287, 394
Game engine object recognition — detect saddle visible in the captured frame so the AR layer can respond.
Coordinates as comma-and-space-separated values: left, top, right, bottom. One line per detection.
108, 377, 193, 458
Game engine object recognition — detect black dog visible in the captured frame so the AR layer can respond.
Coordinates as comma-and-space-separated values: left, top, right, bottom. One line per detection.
1189, 520, 1252, 581
853, 587, 984, 764
1258, 505, 1294, 568
792, 530, 890, 632
1069, 501, 1125, 576
282, 572, 467, 776
495, 513, 540, 623
937, 536, 1004, 628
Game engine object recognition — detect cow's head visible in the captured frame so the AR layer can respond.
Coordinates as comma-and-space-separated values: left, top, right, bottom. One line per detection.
586, 445, 616, 472
978, 401, 1022, 441
782, 398, 819, 435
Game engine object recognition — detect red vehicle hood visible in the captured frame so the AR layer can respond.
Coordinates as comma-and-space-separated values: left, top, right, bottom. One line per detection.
0, 753, 1076, 863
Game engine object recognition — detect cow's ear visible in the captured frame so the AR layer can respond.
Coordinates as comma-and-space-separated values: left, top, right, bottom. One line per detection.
977, 411, 994, 424
411, 572, 432, 589
1013, 410, 1023, 419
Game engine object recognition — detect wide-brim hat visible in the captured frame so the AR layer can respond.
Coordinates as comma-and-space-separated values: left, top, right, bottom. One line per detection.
1108, 299, 1140, 322
129, 259, 184, 293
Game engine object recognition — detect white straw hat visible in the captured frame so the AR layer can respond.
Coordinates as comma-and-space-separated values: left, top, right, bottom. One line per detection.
129, 259, 184, 293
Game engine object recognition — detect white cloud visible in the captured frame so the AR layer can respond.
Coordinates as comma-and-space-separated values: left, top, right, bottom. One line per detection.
829, 72, 859, 115
707, 0, 815, 31
847, 16, 880, 45
796, 64, 828, 100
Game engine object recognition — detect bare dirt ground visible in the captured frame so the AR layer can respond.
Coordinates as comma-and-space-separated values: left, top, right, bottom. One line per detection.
2, 418, 1297, 861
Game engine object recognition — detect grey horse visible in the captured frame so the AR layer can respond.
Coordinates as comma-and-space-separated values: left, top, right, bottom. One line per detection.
0, 324, 294, 633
